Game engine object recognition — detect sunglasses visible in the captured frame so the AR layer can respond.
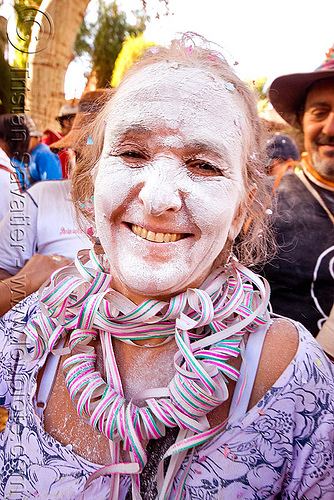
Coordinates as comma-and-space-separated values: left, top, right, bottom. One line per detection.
56, 115, 76, 126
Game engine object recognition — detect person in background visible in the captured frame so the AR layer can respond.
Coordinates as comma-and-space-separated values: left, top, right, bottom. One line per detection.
0, 142, 21, 222
50, 89, 112, 157
25, 116, 62, 183
41, 103, 78, 178
261, 44, 334, 353
0, 90, 109, 298
0, 114, 30, 198
0, 253, 70, 317
265, 133, 300, 176
0, 176, 91, 280
55, 103, 78, 137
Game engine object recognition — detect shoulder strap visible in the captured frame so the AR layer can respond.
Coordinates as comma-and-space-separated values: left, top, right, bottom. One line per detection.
228, 320, 271, 423
295, 169, 334, 225
36, 338, 65, 421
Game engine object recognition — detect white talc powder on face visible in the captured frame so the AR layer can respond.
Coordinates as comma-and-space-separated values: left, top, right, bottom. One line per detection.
94, 63, 248, 302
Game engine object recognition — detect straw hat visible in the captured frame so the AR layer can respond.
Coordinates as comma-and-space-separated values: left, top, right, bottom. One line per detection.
51, 89, 114, 152
55, 103, 78, 121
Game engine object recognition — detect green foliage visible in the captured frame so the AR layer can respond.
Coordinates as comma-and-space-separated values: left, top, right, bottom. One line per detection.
12, 0, 43, 69
0, 50, 11, 114
75, 0, 148, 88
245, 76, 269, 113
111, 34, 155, 87
74, 17, 92, 59
0, 16, 11, 113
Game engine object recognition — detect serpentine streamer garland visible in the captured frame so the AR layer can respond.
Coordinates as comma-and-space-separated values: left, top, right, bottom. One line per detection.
22, 249, 270, 500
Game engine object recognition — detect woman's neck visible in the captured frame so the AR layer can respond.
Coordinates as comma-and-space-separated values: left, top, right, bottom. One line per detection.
111, 336, 179, 401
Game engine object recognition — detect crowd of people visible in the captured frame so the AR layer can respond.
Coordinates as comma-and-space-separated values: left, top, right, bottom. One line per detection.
0, 34, 333, 499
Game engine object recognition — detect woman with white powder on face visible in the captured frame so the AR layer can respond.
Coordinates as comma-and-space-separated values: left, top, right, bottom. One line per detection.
0, 35, 333, 499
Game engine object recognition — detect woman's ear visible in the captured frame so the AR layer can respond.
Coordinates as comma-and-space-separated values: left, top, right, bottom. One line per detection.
228, 185, 257, 241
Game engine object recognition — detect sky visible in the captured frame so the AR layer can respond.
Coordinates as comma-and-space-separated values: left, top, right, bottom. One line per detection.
2, 0, 334, 99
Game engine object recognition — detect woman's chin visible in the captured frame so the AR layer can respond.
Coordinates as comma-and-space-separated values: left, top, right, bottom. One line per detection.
110, 265, 212, 303
113, 277, 188, 303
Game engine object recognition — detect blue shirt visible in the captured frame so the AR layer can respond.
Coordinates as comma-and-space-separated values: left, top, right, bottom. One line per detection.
29, 142, 62, 182
10, 157, 29, 190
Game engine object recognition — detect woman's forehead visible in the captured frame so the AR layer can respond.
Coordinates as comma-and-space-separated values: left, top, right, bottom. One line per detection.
106, 63, 246, 144
112, 62, 236, 104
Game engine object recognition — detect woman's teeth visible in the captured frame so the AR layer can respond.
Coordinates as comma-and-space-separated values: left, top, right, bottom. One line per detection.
131, 224, 182, 243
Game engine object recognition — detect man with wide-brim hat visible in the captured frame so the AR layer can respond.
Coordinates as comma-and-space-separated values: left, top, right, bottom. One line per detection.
0, 91, 113, 287
40, 103, 78, 178
269, 48, 334, 130
51, 89, 114, 154
261, 45, 334, 357
55, 103, 78, 137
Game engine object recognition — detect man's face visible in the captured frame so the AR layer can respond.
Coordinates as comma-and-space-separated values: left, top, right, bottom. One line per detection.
302, 79, 334, 182
60, 115, 76, 136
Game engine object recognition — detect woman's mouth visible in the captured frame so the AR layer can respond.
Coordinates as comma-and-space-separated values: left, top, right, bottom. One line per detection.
130, 223, 186, 243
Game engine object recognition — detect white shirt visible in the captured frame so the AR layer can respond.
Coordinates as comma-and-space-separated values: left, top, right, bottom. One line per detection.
0, 179, 92, 274
0, 147, 16, 223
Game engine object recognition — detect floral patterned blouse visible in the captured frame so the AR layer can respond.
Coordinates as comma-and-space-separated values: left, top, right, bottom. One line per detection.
0, 294, 333, 499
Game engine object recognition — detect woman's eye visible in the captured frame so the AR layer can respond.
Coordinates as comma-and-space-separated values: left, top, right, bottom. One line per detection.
120, 151, 145, 159
187, 160, 223, 177
116, 150, 148, 165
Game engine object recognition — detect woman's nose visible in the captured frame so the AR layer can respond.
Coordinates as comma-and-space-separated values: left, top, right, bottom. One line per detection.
138, 164, 182, 216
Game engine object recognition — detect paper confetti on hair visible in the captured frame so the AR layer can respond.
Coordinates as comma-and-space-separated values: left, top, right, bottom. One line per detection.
87, 136, 93, 145
85, 201, 94, 212
225, 83, 235, 91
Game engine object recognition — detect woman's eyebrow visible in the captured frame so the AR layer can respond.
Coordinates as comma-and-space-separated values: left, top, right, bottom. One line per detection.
105, 125, 151, 153
186, 140, 231, 160
116, 124, 152, 138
